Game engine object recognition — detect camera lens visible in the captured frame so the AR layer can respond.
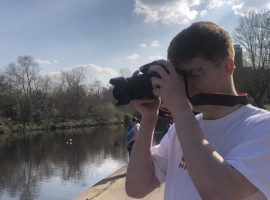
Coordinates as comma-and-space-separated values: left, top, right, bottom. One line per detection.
109, 77, 131, 106
109, 73, 155, 106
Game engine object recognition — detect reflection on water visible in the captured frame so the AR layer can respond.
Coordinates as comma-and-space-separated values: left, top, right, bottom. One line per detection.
0, 126, 129, 200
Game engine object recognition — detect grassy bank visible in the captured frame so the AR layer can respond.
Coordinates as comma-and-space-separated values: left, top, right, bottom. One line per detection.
0, 118, 124, 134
264, 104, 270, 111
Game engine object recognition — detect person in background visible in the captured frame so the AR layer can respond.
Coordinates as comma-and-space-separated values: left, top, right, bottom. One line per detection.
125, 21, 270, 199
126, 117, 140, 157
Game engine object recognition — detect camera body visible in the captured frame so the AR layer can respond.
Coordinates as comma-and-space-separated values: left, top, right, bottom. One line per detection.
109, 62, 158, 106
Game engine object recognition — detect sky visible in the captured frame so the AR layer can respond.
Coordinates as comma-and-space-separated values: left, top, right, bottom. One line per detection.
0, 0, 269, 86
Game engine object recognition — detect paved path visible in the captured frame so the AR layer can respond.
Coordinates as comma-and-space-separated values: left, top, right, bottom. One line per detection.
74, 166, 164, 200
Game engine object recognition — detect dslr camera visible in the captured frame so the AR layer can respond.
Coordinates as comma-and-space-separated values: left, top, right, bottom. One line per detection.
109, 62, 185, 106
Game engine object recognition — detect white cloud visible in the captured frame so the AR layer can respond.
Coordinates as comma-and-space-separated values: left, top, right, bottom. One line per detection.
35, 58, 59, 65
148, 55, 163, 61
47, 63, 119, 87
150, 40, 160, 47
200, 10, 208, 17
134, 0, 269, 24
139, 41, 160, 48
70, 64, 120, 86
139, 43, 147, 48
49, 71, 61, 76
234, 1, 270, 14
126, 53, 140, 62
48, 71, 62, 82
232, 2, 244, 16
205, 0, 225, 9
53, 59, 59, 63
75, 64, 119, 77
36, 58, 51, 65
47, 63, 122, 87
135, 0, 199, 24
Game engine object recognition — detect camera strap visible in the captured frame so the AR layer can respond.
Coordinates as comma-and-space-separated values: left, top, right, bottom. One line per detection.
158, 69, 249, 120
188, 93, 248, 106
140, 62, 249, 120
177, 69, 249, 106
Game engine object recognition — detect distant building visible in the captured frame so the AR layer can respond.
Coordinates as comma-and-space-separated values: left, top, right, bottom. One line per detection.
234, 44, 243, 68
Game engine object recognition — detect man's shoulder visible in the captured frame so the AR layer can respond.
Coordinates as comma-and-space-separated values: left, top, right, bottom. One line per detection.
244, 104, 270, 123
245, 104, 269, 113
238, 105, 270, 140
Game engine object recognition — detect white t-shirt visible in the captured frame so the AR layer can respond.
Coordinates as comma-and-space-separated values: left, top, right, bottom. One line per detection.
151, 104, 270, 200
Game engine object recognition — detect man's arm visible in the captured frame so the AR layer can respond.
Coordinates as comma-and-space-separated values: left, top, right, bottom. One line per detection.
172, 107, 259, 200
125, 99, 161, 198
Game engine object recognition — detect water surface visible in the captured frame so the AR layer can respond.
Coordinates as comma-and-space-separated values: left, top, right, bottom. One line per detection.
0, 126, 128, 200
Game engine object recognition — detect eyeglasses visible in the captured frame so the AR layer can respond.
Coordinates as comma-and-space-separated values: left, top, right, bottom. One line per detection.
185, 66, 207, 79
175, 60, 222, 79
175, 66, 207, 79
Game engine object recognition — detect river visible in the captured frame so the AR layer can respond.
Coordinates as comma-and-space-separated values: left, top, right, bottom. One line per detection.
0, 125, 165, 200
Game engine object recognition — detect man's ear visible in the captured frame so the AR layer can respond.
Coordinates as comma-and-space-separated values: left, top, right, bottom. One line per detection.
224, 57, 235, 75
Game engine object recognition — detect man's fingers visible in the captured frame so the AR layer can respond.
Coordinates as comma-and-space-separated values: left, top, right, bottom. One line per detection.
148, 64, 168, 79
132, 70, 140, 77
154, 59, 177, 75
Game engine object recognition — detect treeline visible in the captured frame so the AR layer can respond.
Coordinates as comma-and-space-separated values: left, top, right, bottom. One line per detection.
234, 9, 270, 108
0, 56, 133, 133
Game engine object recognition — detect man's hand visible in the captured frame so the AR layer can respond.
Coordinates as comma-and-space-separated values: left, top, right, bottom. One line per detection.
130, 68, 161, 118
148, 60, 191, 115
130, 98, 161, 118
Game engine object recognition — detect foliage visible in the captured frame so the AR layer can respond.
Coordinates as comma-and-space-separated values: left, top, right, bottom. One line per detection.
0, 56, 131, 131
234, 9, 270, 108
264, 104, 270, 111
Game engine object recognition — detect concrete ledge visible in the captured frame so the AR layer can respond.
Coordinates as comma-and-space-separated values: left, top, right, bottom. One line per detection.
74, 166, 164, 200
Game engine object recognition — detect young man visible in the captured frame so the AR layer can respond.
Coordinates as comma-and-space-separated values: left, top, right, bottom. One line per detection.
125, 21, 270, 199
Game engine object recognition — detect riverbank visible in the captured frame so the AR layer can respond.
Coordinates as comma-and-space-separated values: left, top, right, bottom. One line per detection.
75, 166, 164, 200
0, 119, 124, 135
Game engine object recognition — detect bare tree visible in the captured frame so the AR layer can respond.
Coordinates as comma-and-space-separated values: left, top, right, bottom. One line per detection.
53, 67, 87, 119
17, 56, 40, 98
0, 56, 130, 125
234, 9, 270, 108
31, 75, 52, 123
4, 56, 41, 122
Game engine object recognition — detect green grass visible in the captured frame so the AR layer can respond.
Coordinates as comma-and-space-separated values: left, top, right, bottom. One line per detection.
264, 104, 270, 111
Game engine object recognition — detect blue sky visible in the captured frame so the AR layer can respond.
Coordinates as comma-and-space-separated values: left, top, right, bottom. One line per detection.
0, 0, 269, 86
